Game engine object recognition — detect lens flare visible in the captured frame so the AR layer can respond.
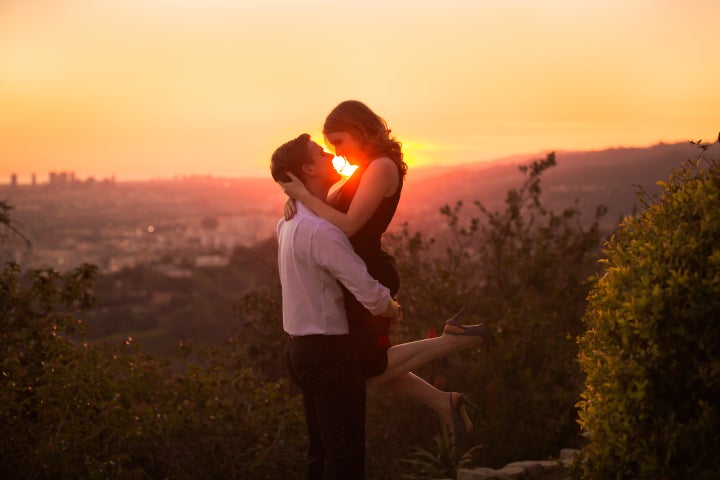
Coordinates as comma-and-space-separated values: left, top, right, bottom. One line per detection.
332, 156, 358, 177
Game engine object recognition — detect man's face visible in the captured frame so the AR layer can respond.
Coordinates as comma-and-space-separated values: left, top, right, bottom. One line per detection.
307, 140, 341, 185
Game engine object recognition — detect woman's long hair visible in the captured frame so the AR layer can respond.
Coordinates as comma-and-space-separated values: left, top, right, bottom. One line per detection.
323, 100, 408, 178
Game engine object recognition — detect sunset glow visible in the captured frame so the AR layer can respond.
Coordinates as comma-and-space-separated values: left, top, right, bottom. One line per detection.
1, 0, 719, 182
333, 157, 359, 178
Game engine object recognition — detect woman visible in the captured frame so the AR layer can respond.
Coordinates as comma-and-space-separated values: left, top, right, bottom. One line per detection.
280, 100, 494, 445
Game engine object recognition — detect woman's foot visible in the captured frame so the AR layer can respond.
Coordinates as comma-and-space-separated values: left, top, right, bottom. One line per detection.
443, 308, 497, 350
448, 392, 473, 446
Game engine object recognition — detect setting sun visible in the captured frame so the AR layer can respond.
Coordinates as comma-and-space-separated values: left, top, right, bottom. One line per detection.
332, 156, 358, 177
399, 140, 430, 170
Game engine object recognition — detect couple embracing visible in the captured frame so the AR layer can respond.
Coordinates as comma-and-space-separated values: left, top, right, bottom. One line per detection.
270, 100, 496, 480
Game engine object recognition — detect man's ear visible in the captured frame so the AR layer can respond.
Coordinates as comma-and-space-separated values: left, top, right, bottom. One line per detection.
300, 162, 315, 178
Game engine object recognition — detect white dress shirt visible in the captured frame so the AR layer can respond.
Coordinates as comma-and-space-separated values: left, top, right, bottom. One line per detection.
277, 201, 392, 336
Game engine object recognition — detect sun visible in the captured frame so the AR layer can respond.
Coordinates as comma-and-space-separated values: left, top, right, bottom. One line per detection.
332, 156, 358, 177
327, 139, 426, 177
400, 140, 424, 169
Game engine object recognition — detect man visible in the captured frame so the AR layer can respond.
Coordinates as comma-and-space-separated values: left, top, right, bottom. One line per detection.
270, 134, 402, 480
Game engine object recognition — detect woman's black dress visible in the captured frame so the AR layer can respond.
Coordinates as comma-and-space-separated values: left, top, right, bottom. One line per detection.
331, 161, 403, 377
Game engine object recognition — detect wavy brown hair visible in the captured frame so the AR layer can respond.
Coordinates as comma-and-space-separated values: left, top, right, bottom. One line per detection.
323, 100, 407, 178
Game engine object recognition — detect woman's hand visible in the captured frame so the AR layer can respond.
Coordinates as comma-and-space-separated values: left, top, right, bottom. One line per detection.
390, 302, 403, 330
279, 171, 311, 202
381, 298, 403, 321
283, 197, 297, 220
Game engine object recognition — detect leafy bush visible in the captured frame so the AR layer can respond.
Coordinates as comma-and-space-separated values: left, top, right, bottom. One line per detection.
577, 141, 720, 479
398, 427, 482, 479
379, 154, 606, 472
0, 262, 305, 480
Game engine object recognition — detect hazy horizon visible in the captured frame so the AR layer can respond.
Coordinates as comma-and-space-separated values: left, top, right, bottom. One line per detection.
5, 137, 710, 186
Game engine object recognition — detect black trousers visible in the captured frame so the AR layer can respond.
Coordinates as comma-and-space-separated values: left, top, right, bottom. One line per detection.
286, 334, 366, 480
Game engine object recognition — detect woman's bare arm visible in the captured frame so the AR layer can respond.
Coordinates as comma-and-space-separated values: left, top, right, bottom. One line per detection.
281, 157, 399, 236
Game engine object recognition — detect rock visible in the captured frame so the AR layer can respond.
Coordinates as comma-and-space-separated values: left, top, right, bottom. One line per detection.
457, 467, 507, 480
559, 448, 581, 464
457, 452, 576, 480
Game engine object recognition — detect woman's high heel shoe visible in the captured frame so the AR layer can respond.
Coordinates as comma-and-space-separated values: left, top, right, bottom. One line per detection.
450, 392, 474, 446
444, 307, 497, 350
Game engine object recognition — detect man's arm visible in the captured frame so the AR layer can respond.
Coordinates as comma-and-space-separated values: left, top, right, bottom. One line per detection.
314, 223, 401, 318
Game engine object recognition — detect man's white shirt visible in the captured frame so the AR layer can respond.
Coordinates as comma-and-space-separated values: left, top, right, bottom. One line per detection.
277, 201, 391, 336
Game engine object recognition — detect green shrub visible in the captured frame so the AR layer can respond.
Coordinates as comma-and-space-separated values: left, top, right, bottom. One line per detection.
577, 143, 720, 479
380, 154, 606, 472
398, 427, 482, 479
0, 262, 305, 479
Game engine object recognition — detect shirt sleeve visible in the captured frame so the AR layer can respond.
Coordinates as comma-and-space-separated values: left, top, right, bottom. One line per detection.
312, 223, 391, 316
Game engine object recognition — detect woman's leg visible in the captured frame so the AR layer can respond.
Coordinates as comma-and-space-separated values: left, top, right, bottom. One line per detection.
372, 372, 455, 429
367, 324, 489, 431
366, 332, 479, 389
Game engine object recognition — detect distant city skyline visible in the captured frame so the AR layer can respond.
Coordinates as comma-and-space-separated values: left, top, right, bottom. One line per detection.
6, 170, 118, 186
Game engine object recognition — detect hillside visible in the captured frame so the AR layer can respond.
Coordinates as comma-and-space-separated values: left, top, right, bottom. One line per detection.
393, 142, 708, 234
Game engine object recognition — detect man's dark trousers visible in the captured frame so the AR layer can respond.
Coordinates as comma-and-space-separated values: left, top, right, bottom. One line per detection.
287, 334, 366, 480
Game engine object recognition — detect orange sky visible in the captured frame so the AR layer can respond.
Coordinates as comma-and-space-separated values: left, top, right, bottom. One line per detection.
1, 0, 719, 182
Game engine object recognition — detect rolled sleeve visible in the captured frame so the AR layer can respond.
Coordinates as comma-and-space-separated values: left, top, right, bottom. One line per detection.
314, 224, 391, 316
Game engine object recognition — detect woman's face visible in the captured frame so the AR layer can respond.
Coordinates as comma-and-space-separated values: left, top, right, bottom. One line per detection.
324, 131, 365, 164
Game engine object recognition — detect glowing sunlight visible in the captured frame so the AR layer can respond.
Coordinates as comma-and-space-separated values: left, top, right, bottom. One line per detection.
333, 156, 358, 177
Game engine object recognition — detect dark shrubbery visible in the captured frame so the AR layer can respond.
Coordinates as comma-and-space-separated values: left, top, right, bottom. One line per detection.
377, 154, 606, 473
577, 142, 720, 479
0, 262, 304, 480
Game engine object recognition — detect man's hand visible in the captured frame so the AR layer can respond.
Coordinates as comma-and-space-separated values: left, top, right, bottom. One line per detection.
381, 298, 402, 322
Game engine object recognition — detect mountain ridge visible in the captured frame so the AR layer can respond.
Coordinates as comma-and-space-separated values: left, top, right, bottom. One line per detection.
393, 141, 713, 233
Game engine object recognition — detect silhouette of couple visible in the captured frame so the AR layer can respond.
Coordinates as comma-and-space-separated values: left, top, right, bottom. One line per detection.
271, 100, 496, 480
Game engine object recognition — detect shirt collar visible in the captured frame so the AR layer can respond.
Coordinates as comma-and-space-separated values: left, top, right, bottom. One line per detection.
295, 200, 313, 217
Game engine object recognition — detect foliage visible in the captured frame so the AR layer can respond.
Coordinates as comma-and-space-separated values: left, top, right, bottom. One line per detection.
384, 153, 607, 471
231, 286, 286, 381
398, 425, 482, 479
0, 261, 305, 480
0, 200, 31, 247
577, 139, 720, 479
81, 238, 280, 354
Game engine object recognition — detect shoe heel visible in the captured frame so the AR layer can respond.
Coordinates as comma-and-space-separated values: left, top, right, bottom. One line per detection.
445, 306, 467, 327
459, 404, 473, 432
462, 395, 480, 411
450, 392, 474, 446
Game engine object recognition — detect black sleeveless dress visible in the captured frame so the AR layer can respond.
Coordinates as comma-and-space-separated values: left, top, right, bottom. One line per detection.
332, 161, 403, 377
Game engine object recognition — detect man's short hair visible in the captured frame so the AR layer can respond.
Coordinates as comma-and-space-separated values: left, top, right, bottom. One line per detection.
270, 133, 312, 183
